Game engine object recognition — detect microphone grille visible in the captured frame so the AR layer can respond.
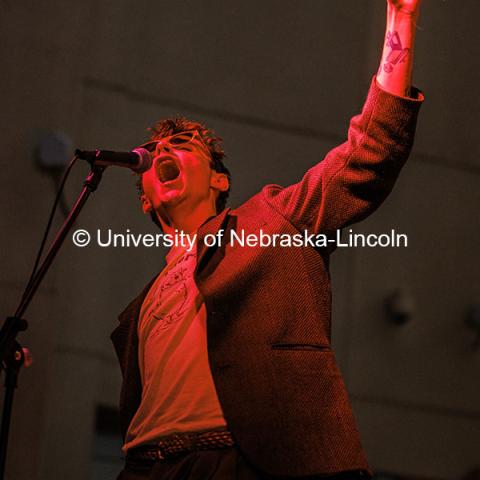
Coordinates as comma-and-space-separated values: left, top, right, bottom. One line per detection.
132, 148, 152, 173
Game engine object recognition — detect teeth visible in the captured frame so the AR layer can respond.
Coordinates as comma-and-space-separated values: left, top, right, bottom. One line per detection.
156, 160, 180, 182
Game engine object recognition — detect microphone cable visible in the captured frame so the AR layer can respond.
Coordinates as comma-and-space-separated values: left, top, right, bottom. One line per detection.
20, 154, 79, 304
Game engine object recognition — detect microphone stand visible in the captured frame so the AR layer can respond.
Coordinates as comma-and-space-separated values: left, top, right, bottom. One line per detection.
0, 165, 105, 480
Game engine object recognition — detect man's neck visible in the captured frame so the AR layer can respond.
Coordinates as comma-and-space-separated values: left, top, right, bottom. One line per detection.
157, 201, 218, 235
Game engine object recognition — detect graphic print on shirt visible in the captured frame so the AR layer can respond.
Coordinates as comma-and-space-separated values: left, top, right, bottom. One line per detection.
144, 252, 196, 337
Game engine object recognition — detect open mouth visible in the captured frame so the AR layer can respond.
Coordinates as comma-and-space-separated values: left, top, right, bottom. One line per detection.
155, 158, 180, 183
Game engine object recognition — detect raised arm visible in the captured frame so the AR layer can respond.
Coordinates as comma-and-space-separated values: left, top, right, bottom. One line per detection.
377, 0, 422, 97
262, 1, 424, 239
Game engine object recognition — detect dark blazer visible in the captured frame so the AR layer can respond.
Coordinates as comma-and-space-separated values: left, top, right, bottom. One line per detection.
111, 79, 423, 477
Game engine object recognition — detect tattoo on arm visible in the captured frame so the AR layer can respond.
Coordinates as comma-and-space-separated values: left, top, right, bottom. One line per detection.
383, 31, 410, 74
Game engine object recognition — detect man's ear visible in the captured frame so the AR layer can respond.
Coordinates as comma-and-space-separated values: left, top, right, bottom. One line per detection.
210, 172, 229, 192
141, 193, 153, 214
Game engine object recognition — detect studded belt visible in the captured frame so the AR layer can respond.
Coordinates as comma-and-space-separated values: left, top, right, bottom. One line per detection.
126, 429, 235, 463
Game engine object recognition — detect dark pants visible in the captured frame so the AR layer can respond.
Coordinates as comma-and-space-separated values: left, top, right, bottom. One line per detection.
117, 447, 369, 480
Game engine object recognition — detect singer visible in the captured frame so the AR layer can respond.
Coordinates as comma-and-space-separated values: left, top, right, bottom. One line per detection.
112, 1, 424, 478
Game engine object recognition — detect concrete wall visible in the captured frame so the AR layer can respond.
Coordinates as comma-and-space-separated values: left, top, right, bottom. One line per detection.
0, 1, 479, 479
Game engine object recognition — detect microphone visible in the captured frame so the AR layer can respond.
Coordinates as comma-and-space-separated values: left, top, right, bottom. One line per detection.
75, 148, 152, 173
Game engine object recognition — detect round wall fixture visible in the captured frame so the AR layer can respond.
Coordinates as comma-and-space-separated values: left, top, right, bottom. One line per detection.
35, 131, 73, 172
385, 288, 415, 325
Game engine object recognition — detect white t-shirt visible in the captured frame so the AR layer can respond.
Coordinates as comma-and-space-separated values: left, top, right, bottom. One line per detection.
123, 243, 227, 451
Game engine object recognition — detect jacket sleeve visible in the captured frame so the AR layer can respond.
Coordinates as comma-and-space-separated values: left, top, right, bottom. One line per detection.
262, 77, 424, 236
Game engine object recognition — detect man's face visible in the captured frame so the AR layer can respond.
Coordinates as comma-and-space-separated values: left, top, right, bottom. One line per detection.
139, 131, 228, 220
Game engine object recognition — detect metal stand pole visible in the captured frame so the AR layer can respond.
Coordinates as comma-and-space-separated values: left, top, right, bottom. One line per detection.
0, 166, 105, 480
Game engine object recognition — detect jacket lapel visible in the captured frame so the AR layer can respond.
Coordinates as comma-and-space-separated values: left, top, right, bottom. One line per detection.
195, 208, 231, 275
111, 276, 157, 374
